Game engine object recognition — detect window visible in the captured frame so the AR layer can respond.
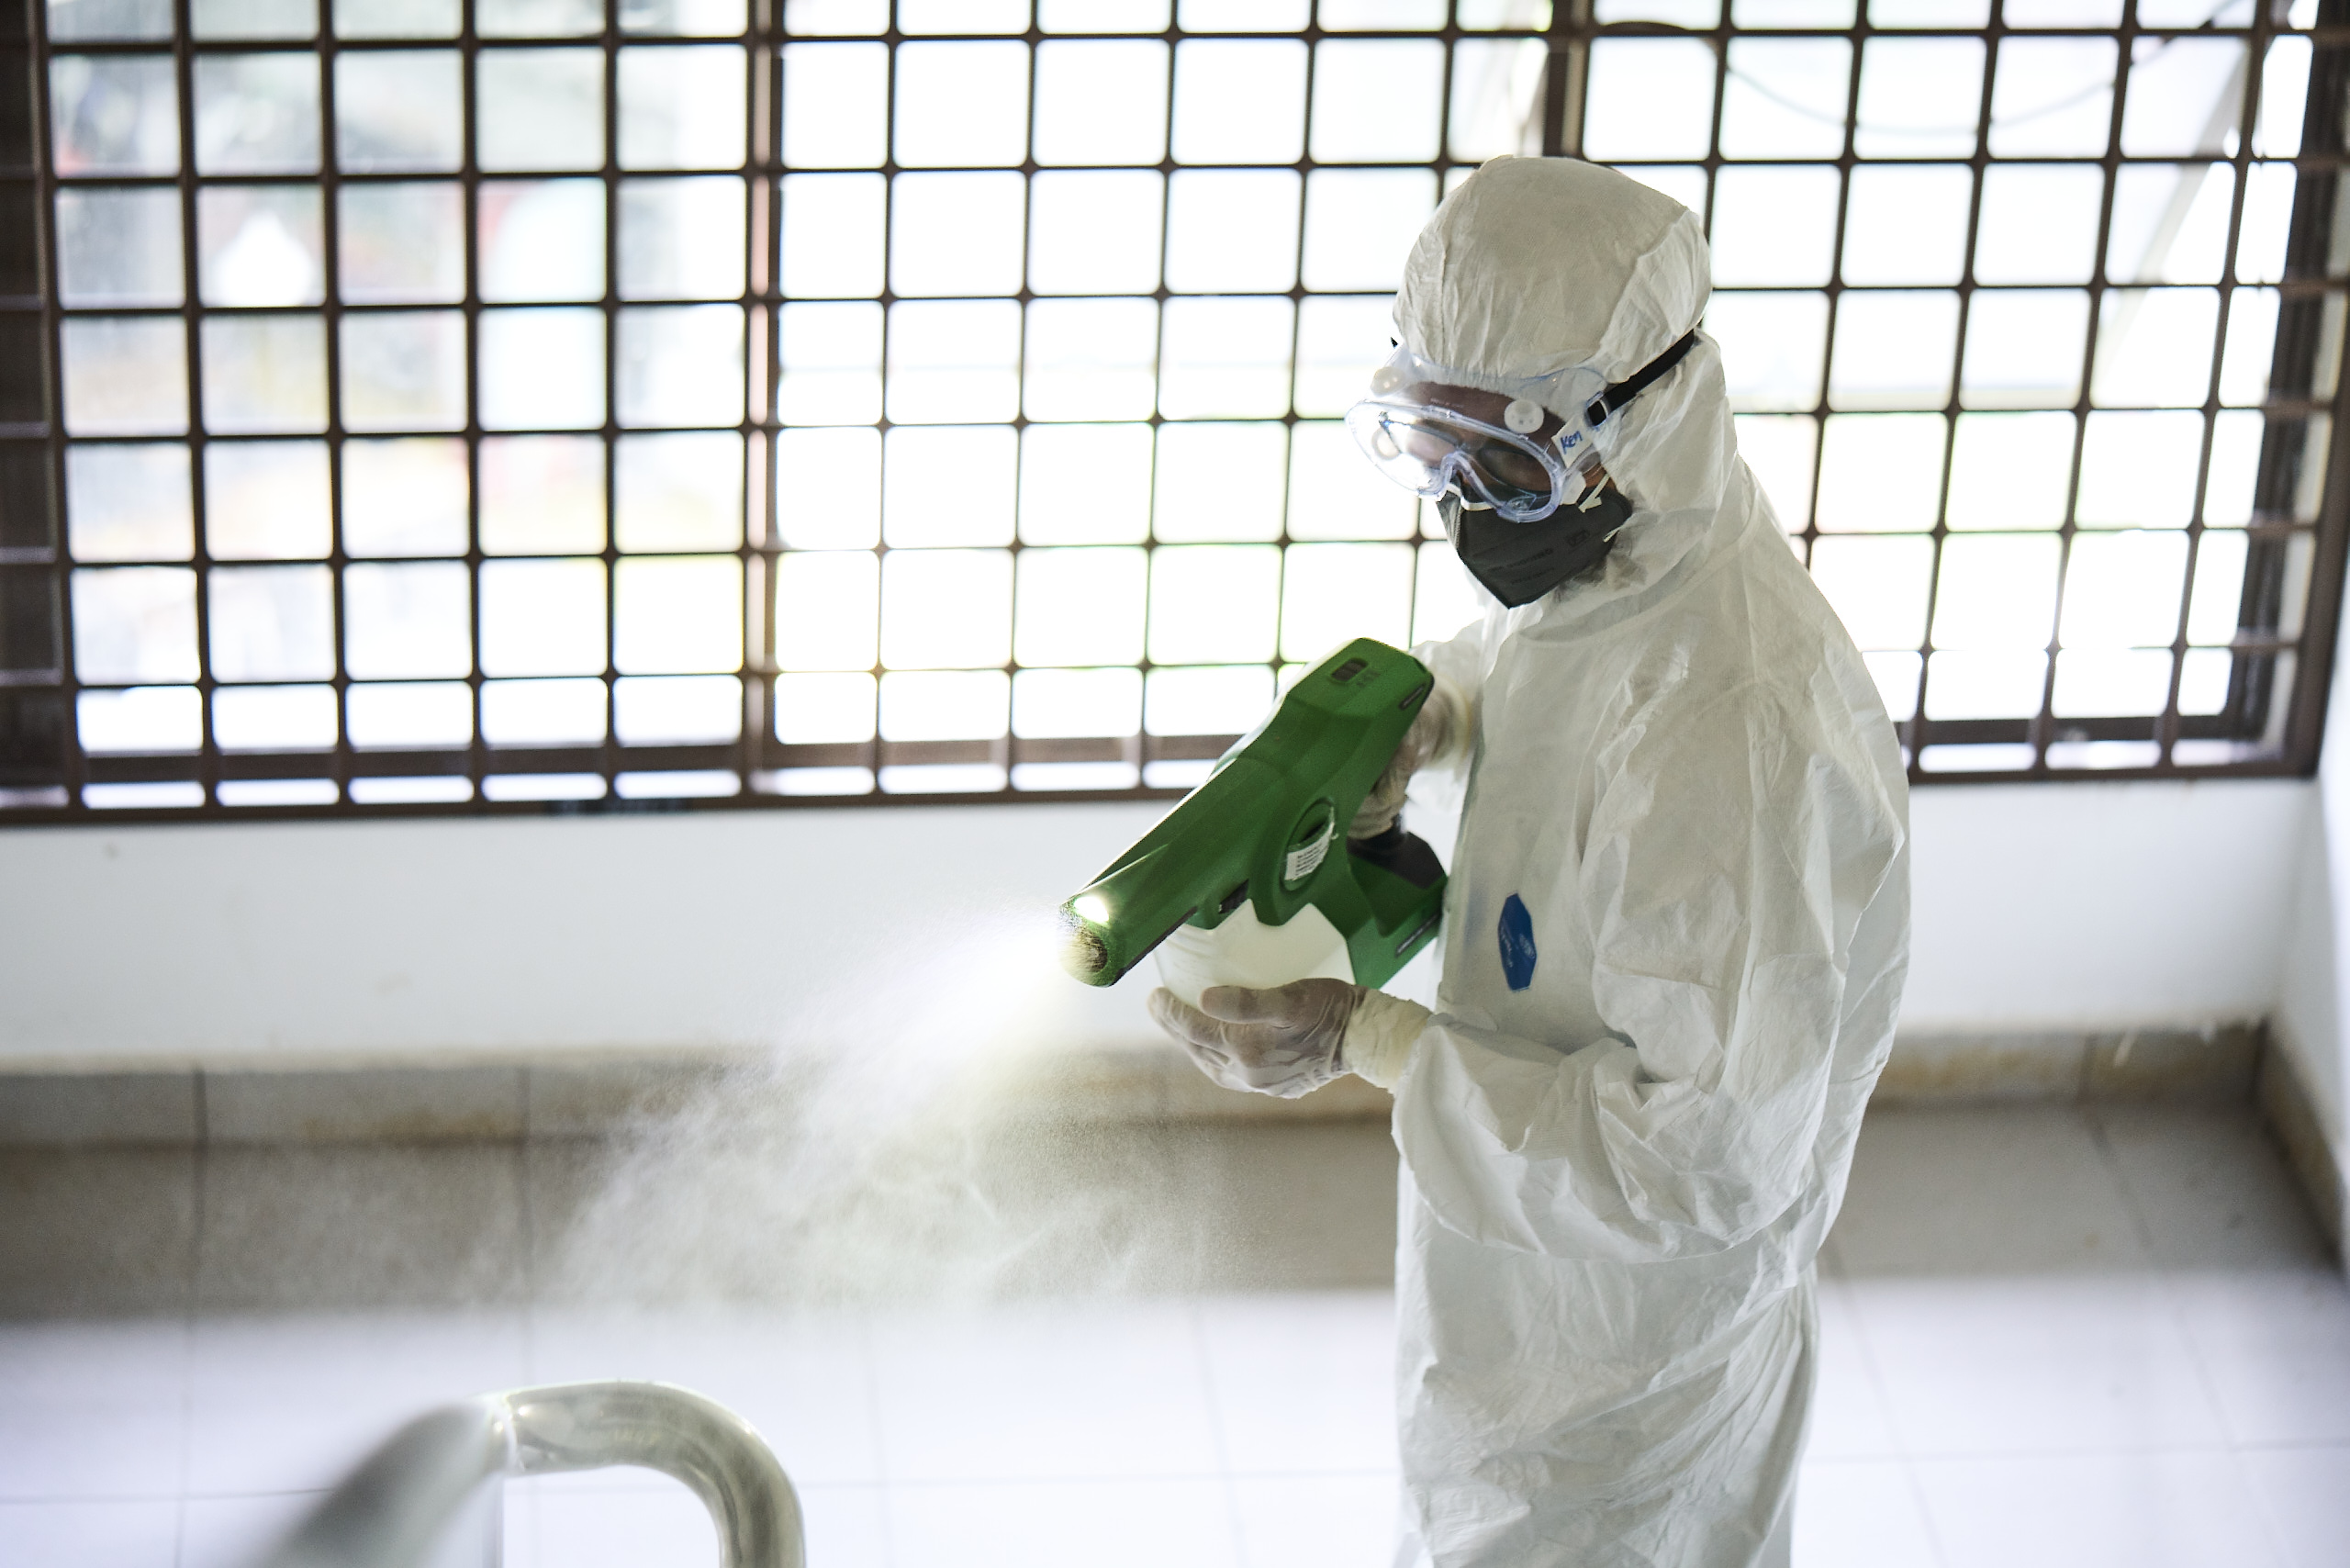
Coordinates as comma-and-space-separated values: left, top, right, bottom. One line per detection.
1, 0, 2344, 816
1662, 0, 2346, 777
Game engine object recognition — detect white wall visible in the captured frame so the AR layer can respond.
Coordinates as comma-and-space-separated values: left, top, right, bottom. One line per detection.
1903, 779, 2310, 1032
0, 803, 1170, 1069
2278, 641, 2350, 1149
0, 776, 2316, 1070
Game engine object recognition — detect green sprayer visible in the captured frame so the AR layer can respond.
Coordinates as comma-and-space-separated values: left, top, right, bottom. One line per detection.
1057, 638, 1448, 999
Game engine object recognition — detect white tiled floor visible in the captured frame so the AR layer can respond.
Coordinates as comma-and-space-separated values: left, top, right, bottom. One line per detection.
0, 1103, 2344, 1568
1802, 1104, 2350, 1568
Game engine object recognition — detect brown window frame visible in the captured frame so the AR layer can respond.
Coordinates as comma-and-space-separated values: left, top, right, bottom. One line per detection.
2, 0, 2346, 822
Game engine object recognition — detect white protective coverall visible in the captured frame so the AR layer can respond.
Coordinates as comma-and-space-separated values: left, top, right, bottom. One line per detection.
1348, 156, 1912, 1568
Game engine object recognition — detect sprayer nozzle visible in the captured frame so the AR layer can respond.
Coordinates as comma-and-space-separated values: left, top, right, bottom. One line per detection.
1058, 913, 1111, 980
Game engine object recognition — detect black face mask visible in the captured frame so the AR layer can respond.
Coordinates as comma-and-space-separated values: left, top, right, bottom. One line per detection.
1440, 482, 1635, 609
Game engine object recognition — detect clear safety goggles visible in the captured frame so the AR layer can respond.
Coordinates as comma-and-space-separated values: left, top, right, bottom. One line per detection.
1344, 333, 1699, 524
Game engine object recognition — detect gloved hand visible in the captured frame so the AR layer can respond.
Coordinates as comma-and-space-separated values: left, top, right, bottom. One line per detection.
1348, 675, 1469, 840
1147, 979, 1360, 1099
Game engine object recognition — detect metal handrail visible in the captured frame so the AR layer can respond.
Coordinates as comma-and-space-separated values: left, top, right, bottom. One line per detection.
253, 1381, 804, 1568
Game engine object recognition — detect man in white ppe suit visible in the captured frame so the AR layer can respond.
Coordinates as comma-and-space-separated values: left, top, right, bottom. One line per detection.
1149, 156, 1910, 1567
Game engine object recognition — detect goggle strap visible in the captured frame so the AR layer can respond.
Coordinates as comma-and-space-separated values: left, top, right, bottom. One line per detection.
1583, 329, 1700, 430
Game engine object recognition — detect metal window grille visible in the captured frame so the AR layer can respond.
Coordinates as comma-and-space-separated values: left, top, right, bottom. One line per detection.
2, 0, 2346, 820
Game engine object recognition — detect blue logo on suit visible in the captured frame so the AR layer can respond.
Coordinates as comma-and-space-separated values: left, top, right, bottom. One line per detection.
1497, 893, 1537, 991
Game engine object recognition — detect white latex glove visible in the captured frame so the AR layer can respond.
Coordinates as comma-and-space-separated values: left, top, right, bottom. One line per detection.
1148, 980, 1360, 1098
1348, 674, 1471, 840
1148, 981, 1434, 1097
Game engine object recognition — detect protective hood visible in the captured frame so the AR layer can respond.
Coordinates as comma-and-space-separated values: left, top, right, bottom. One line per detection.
1393, 156, 1749, 632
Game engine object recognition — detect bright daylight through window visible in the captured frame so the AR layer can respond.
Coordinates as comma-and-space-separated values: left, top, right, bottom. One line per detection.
0, 0, 2344, 812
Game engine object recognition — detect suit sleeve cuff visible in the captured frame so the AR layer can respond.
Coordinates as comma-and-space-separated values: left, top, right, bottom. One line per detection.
1344, 989, 1431, 1090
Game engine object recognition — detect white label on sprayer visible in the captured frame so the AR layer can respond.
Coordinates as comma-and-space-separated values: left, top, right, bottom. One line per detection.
1284, 822, 1332, 885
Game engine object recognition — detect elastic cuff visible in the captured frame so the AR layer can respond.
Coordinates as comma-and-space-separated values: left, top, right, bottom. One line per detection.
1343, 989, 1430, 1091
